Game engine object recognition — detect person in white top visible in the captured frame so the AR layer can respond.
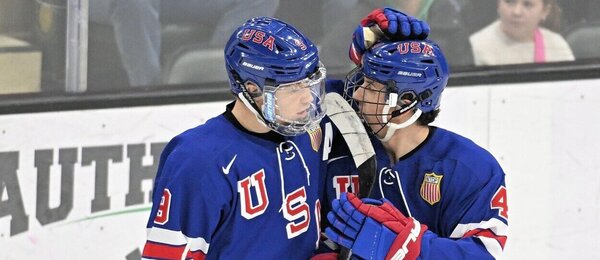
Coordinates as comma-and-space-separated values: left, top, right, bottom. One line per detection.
469, 0, 574, 66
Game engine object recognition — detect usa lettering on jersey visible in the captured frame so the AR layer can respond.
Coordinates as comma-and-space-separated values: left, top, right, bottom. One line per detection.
238, 169, 269, 219
333, 175, 359, 198
236, 169, 318, 239
283, 187, 310, 238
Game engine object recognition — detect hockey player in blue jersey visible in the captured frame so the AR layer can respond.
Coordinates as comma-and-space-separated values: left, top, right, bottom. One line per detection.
324, 38, 509, 259
142, 10, 430, 260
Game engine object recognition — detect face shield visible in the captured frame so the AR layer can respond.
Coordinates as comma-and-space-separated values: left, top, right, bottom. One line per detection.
261, 63, 327, 136
344, 66, 390, 133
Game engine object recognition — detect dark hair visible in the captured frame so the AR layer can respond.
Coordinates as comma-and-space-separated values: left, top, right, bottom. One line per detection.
417, 109, 440, 125
542, 0, 563, 31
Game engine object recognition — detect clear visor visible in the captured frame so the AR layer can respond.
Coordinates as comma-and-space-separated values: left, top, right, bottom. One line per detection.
262, 63, 327, 136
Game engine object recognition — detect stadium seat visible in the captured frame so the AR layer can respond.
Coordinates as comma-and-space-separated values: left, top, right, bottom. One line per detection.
564, 21, 600, 60
164, 45, 227, 85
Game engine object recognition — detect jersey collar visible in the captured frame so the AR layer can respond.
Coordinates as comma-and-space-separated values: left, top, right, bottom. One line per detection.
397, 126, 437, 161
223, 101, 285, 144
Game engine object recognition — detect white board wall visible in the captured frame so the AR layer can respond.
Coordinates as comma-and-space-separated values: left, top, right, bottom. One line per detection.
0, 102, 225, 259
435, 78, 600, 260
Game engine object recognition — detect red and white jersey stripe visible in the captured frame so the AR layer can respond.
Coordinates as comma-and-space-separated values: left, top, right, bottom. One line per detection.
142, 227, 209, 260
450, 218, 508, 259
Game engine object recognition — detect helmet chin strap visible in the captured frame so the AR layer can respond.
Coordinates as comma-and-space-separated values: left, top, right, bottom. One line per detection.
378, 105, 423, 142
238, 92, 270, 129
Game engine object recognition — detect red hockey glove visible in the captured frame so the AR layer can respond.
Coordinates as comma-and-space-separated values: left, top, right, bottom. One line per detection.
349, 7, 430, 65
361, 7, 429, 39
325, 193, 427, 260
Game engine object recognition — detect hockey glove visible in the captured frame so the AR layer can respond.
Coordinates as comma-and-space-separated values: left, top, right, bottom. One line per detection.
325, 193, 427, 260
349, 7, 430, 65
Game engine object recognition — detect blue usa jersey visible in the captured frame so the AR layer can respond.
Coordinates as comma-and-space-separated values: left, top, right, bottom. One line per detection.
142, 102, 353, 259
371, 127, 508, 259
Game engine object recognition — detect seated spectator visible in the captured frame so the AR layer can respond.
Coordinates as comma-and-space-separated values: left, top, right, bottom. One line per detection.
469, 0, 574, 66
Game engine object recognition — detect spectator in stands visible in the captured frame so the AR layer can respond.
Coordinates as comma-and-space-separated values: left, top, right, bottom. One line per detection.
91, 0, 279, 87
392, 0, 473, 66
469, 0, 574, 66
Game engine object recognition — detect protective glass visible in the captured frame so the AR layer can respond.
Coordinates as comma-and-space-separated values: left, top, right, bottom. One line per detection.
262, 63, 327, 136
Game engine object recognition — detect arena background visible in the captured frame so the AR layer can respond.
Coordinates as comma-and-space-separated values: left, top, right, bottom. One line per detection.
1, 0, 599, 259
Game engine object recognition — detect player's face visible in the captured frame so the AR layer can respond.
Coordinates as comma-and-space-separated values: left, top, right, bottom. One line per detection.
257, 64, 326, 136
274, 82, 315, 122
352, 78, 390, 136
498, 0, 550, 41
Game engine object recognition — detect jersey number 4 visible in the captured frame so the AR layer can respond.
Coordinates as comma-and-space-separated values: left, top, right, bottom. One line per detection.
490, 186, 508, 220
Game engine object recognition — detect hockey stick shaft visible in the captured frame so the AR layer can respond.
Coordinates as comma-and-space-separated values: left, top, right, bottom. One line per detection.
323, 93, 378, 260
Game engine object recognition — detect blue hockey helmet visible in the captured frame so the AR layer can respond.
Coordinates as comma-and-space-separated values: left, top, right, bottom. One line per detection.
345, 39, 449, 141
224, 17, 326, 136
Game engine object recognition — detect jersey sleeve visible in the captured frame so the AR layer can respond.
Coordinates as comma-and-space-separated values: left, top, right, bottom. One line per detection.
142, 139, 233, 260
420, 161, 508, 260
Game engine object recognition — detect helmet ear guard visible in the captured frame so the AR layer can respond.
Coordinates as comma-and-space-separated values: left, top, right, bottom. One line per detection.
383, 80, 420, 119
